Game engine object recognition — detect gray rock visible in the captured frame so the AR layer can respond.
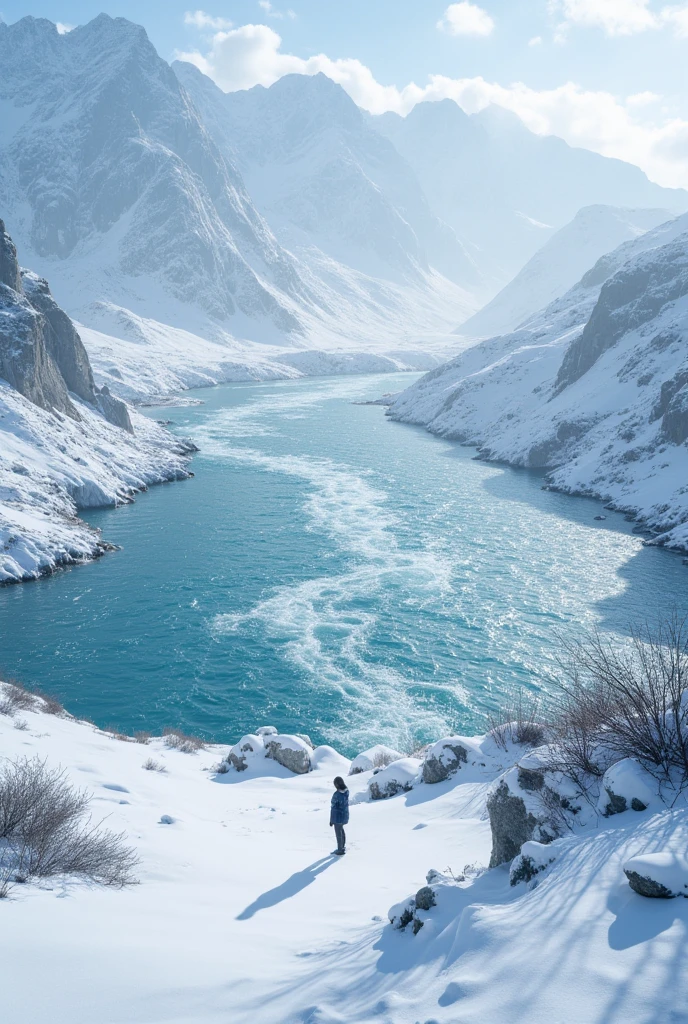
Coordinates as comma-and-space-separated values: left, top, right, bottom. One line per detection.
625, 870, 675, 899
487, 779, 542, 868
264, 736, 312, 774
97, 384, 134, 433
414, 886, 436, 911
0, 218, 22, 291
256, 726, 278, 737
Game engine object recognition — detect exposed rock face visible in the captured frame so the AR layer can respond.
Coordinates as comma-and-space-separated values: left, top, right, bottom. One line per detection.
0, 221, 134, 432
625, 870, 675, 899
0, 221, 77, 418
663, 385, 688, 445
556, 237, 688, 391
623, 852, 688, 899
97, 385, 133, 434
597, 759, 654, 817
264, 735, 312, 774
487, 779, 543, 868
227, 734, 265, 772
422, 738, 469, 784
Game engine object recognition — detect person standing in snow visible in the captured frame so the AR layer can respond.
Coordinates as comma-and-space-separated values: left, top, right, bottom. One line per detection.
330, 776, 349, 856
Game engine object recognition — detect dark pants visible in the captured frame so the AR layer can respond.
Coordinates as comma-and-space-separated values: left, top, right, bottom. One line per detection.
334, 823, 346, 852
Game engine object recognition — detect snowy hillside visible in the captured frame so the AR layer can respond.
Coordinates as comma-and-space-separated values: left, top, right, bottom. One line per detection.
460, 205, 672, 339
2, 688, 686, 1023
390, 213, 688, 552
376, 100, 688, 285
0, 221, 193, 584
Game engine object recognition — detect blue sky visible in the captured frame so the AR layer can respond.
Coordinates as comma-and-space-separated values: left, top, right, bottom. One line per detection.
2, 1, 688, 187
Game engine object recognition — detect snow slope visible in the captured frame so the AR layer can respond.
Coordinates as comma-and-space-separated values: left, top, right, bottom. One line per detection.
390, 213, 688, 552
376, 100, 688, 285
2, 695, 686, 1024
0, 223, 193, 584
460, 205, 672, 339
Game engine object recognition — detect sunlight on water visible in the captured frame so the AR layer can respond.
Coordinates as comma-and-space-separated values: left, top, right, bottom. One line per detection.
0, 373, 684, 754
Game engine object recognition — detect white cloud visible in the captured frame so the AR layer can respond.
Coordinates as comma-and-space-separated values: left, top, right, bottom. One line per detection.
184, 10, 233, 31
177, 22, 688, 189
258, 0, 296, 18
528, 35, 543, 45
56, 22, 75, 34
437, 3, 495, 37
551, 0, 688, 37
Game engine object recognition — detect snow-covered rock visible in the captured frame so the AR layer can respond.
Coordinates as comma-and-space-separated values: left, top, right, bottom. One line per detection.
368, 757, 421, 800
227, 735, 265, 772
421, 736, 481, 784
264, 734, 312, 774
509, 839, 559, 886
348, 744, 403, 775
255, 726, 278, 737
598, 759, 655, 816
390, 212, 688, 552
624, 852, 688, 898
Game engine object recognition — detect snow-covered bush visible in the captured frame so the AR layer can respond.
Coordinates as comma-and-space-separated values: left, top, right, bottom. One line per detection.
624, 852, 688, 898
488, 690, 547, 751
597, 758, 654, 816
0, 682, 37, 717
349, 744, 403, 775
368, 757, 421, 800
264, 735, 312, 774
0, 756, 138, 897
142, 758, 166, 773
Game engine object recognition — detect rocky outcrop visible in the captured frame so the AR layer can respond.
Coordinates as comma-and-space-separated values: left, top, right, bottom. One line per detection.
556, 237, 688, 391
662, 385, 688, 445
487, 778, 546, 868
509, 840, 558, 886
0, 221, 134, 432
227, 734, 265, 772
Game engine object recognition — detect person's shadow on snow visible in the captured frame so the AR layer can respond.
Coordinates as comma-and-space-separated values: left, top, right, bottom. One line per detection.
236, 856, 337, 920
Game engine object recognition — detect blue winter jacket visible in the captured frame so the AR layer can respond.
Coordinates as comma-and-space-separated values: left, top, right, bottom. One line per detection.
330, 787, 350, 825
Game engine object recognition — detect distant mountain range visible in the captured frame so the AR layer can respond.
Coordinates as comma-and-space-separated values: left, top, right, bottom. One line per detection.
1, 13, 686, 392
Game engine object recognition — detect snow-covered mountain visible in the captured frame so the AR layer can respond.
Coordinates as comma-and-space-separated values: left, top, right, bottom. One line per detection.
174, 65, 481, 291
460, 205, 672, 338
0, 15, 312, 343
390, 213, 688, 551
376, 100, 688, 285
0, 220, 193, 584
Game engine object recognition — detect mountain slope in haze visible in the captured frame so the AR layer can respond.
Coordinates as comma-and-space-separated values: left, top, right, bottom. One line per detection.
460, 205, 672, 338
376, 100, 688, 284
173, 64, 482, 292
0, 15, 309, 342
0, 219, 193, 584
390, 213, 688, 551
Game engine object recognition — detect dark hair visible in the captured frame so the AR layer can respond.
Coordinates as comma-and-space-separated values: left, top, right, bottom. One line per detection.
333, 776, 347, 790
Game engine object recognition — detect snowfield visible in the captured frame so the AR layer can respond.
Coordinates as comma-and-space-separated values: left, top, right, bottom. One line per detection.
1, 697, 687, 1024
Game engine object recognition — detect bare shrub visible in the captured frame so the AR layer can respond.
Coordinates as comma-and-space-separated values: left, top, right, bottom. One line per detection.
32, 690, 64, 716
163, 729, 205, 754
134, 731, 151, 745
488, 690, 547, 751
213, 760, 230, 775
548, 616, 688, 790
142, 758, 167, 773
105, 726, 131, 742
0, 682, 38, 717
0, 757, 138, 896
372, 750, 401, 769
13, 720, 29, 732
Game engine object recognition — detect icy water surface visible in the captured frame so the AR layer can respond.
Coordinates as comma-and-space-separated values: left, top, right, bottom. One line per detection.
0, 373, 686, 754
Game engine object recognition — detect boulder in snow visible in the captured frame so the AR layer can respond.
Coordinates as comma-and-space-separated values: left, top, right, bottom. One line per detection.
624, 852, 688, 899
264, 734, 312, 774
510, 840, 558, 886
598, 758, 654, 816
422, 737, 472, 784
255, 726, 278, 737
349, 744, 403, 775
368, 757, 421, 800
227, 734, 265, 772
